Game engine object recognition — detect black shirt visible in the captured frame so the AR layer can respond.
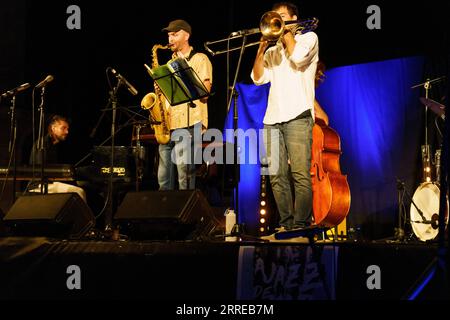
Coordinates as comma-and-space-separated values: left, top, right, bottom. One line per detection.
29, 134, 59, 165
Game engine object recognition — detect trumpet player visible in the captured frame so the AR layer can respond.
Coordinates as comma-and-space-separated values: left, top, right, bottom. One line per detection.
159, 19, 213, 190
252, 2, 319, 235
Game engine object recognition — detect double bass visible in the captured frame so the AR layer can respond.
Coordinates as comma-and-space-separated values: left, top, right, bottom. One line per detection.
310, 101, 351, 226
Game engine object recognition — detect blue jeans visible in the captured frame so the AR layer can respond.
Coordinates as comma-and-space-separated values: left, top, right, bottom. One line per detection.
264, 113, 313, 229
158, 123, 200, 190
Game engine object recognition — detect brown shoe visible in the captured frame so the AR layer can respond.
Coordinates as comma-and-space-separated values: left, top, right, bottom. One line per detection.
278, 236, 309, 243
260, 227, 309, 243
260, 232, 277, 241
260, 226, 287, 241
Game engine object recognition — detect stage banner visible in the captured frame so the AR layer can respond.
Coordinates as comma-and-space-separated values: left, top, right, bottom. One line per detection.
237, 245, 338, 300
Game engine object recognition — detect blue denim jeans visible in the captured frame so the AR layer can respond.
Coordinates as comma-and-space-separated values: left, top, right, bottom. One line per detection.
264, 113, 313, 229
158, 123, 200, 190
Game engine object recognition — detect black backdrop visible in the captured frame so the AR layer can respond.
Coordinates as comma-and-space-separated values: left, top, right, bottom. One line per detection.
1, 0, 449, 238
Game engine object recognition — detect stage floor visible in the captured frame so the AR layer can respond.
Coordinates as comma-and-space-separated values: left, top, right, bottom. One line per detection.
0, 236, 446, 301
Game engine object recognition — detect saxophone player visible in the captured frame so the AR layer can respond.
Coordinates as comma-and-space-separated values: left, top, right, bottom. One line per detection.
159, 19, 213, 190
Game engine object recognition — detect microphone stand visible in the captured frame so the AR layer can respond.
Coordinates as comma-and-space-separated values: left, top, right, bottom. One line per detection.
1, 84, 30, 205
436, 85, 449, 293
74, 109, 146, 168
403, 93, 449, 301
223, 34, 262, 242
394, 178, 407, 241
8, 96, 18, 203
133, 122, 146, 192
104, 81, 121, 232
419, 80, 432, 183
411, 77, 446, 182
37, 87, 48, 195
225, 34, 247, 240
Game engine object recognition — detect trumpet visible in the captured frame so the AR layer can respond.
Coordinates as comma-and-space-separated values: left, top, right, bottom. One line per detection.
204, 11, 318, 56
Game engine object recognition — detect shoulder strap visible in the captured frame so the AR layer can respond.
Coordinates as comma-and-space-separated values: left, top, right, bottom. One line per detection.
186, 49, 197, 61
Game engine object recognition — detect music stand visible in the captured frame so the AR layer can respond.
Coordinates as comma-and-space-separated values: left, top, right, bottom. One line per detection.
145, 57, 209, 189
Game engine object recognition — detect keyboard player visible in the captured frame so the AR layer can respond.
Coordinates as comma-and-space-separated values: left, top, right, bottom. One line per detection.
28, 114, 87, 202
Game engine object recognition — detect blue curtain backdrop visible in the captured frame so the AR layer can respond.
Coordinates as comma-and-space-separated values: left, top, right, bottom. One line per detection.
224, 56, 425, 239
315, 56, 425, 238
224, 83, 270, 233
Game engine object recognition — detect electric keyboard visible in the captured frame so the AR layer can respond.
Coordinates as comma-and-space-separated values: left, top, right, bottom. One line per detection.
0, 164, 74, 181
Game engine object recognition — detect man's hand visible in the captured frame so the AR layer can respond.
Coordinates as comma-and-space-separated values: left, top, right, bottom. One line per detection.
281, 30, 296, 56
257, 37, 269, 56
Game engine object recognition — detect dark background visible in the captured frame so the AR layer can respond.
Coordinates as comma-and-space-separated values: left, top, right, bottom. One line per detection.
1, 0, 449, 238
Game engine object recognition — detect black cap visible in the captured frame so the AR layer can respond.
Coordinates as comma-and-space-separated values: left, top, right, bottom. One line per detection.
162, 19, 192, 35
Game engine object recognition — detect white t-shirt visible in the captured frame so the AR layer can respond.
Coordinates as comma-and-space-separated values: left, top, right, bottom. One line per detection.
251, 32, 319, 125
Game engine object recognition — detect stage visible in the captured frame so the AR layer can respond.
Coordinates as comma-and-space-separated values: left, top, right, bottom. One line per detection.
0, 236, 445, 301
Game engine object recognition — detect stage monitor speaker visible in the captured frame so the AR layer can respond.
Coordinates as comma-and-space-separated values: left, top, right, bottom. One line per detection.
115, 189, 219, 240
4, 193, 95, 239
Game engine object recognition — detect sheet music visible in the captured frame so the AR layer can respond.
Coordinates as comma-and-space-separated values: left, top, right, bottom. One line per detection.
147, 64, 190, 105
168, 58, 209, 99
146, 58, 209, 106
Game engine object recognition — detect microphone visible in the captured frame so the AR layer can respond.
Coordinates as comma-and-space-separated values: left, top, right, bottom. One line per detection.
230, 28, 260, 37
35, 75, 54, 89
413, 220, 433, 224
412, 214, 439, 229
110, 68, 138, 96
1, 82, 31, 98
430, 213, 439, 230
396, 178, 405, 190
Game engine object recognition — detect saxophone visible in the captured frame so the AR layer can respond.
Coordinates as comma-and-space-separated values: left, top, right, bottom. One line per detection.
141, 44, 171, 144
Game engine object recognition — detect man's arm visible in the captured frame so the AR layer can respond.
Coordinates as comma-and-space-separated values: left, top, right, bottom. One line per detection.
288, 32, 318, 68
196, 53, 212, 103
314, 100, 329, 126
200, 79, 212, 103
251, 38, 269, 82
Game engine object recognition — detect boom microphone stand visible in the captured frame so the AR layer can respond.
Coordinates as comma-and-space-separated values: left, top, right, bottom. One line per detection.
225, 35, 247, 239
9, 96, 18, 202
222, 35, 263, 242
31, 75, 55, 195
133, 121, 147, 192
1, 83, 30, 203
103, 67, 138, 233
104, 81, 120, 232
411, 76, 446, 182
205, 33, 265, 241
401, 76, 449, 298
393, 178, 407, 242
37, 86, 48, 194
403, 100, 449, 299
